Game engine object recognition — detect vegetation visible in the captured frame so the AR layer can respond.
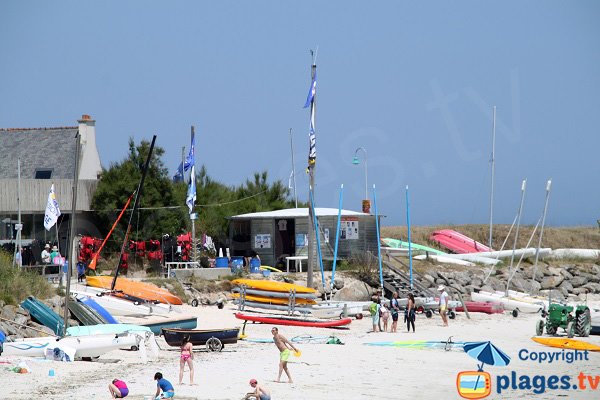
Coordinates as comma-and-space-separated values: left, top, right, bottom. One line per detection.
0, 250, 54, 305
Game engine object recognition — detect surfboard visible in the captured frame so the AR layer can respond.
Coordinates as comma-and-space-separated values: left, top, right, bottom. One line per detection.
260, 266, 283, 273
231, 279, 316, 294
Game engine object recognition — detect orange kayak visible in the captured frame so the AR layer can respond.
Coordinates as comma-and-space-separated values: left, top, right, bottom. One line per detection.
86, 276, 183, 305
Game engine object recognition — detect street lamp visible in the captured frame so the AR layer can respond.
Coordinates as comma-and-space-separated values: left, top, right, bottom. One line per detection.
352, 147, 368, 200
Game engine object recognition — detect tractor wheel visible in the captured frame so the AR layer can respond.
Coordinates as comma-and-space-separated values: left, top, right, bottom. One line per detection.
512, 309, 519, 318
566, 321, 575, 338
575, 308, 591, 337
536, 320, 544, 336
546, 325, 557, 335
425, 310, 433, 319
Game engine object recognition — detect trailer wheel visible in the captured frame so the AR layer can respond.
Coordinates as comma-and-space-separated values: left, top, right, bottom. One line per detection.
449, 311, 456, 320
206, 337, 223, 352
425, 310, 433, 319
512, 309, 519, 318
355, 313, 363, 320
191, 298, 199, 307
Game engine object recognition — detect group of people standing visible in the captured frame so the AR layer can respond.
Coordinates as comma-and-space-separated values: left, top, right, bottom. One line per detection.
370, 285, 450, 332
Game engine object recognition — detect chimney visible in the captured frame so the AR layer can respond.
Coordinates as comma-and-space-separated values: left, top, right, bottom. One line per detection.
77, 114, 102, 180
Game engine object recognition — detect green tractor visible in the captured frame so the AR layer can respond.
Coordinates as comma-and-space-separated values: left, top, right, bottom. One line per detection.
536, 303, 591, 338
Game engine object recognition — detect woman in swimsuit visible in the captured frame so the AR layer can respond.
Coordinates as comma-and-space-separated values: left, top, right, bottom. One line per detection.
179, 334, 194, 385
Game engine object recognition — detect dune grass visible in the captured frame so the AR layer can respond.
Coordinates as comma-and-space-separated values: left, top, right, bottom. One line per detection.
0, 250, 55, 305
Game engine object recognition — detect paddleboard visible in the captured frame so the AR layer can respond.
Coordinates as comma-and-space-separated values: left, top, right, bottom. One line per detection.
231, 279, 316, 294
531, 337, 600, 352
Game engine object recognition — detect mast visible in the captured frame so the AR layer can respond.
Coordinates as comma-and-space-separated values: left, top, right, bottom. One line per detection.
488, 106, 496, 249
13, 159, 22, 267
306, 51, 317, 288
111, 135, 157, 291
506, 179, 526, 294
531, 179, 552, 294
63, 132, 81, 335
289, 128, 298, 208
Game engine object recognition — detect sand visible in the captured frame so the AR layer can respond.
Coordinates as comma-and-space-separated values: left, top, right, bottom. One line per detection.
2, 302, 600, 400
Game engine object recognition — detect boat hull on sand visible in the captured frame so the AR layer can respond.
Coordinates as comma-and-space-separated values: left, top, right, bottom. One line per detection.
430, 229, 492, 254
86, 276, 182, 305
162, 327, 240, 347
455, 301, 504, 314
471, 291, 544, 313
231, 279, 316, 294
230, 292, 316, 305
531, 337, 600, 352
231, 287, 316, 299
235, 312, 352, 328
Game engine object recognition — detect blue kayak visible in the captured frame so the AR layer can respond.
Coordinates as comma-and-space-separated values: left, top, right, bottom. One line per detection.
79, 296, 119, 324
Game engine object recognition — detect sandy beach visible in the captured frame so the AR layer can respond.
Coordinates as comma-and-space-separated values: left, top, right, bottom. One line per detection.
2, 297, 600, 400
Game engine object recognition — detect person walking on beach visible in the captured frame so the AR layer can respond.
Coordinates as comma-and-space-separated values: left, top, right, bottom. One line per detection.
370, 297, 380, 332
154, 372, 175, 399
406, 293, 416, 333
271, 327, 299, 383
390, 292, 400, 333
179, 334, 195, 385
244, 378, 271, 400
108, 378, 129, 398
438, 285, 449, 327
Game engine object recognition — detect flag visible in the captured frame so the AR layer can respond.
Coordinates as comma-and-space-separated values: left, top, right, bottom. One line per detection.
185, 131, 196, 213
44, 184, 61, 231
304, 70, 317, 168
172, 162, 184, 182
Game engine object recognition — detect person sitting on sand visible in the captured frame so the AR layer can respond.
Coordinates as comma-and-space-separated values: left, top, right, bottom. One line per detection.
108, 379, 129, 398
271, 327, 299, 383
244, 378, 271, 400
179, 334, 194, 385
154, 372, 175, 399
438, 285, 449, 327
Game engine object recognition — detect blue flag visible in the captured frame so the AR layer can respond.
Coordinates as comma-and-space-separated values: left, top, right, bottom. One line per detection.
185, 132, 196, 213
304, 71, 317, 109
304, 70, 317, 167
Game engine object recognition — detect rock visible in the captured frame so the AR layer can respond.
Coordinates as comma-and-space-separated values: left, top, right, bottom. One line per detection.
559, 281, 574, 293
1, 305, 17, 321
453, 271, 472, 286
333, 279, 344, 290
583, 282, 600, 293
333, 280, 371, 301
570, 276, 588, 288
547, 266, 562, 276
572, 288, 589, 296
559, 269, 574, 280
14, 314, 29, 327
470, 278, 483, 288
541, 275, 564, 289
480, 285, 494, 293
423, 274, 435, 285
14, 307, 29, 317
558, 287, 570, 298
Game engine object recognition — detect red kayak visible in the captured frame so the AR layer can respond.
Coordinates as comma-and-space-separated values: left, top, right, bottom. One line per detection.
430, 229, 492, 254
235, 313, 352, 328
455, 301, 504, 314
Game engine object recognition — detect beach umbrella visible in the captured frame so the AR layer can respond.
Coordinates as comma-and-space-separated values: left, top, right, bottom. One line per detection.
463, 341, 511, 370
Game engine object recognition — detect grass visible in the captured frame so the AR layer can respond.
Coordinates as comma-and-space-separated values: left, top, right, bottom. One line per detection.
381, 225, 600, 252
0, 250, 55, 305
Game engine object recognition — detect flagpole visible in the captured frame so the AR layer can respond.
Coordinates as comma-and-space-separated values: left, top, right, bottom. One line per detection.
289, 128, 298, 208
488, 106, 496, 249
406, 185, 413, 289
306, 52, 317, 289
190, 126, 197, 263
14, 159, 22, 267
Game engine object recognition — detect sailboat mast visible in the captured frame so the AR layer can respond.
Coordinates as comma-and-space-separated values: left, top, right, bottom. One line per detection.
488, 106, 496, 249
63, 132, 81, 335
111, 135, 157, 291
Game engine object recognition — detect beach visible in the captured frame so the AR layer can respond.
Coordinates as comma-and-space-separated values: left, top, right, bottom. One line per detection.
2, 299, 600, 400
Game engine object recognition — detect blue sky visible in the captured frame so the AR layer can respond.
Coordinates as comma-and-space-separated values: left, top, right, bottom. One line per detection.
1, 1, 599, 227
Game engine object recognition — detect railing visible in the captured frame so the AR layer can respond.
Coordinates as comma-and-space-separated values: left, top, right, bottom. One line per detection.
164, 261, 200, 278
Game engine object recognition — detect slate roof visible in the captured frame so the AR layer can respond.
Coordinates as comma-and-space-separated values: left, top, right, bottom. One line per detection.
0, 126, 78, 179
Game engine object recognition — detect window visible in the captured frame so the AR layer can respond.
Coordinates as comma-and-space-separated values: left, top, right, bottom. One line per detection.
34, 169, 53, 179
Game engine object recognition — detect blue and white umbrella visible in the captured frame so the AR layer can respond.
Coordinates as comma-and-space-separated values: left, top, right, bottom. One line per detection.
463, 341, 511, 369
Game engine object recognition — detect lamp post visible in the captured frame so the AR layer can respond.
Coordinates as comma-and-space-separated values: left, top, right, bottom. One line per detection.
352, 147, 370, 213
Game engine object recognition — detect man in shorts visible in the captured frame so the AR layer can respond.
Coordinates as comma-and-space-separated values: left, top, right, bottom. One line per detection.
271, 327, 299, 383
438, 285, 449, 327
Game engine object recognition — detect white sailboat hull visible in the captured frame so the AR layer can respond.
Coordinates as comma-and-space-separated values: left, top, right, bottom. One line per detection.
471, 291, 544, 313
71, 288, 173, 317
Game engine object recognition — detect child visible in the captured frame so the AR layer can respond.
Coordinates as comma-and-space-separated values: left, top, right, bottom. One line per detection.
244, 378, 271, 400
154, 372, 175, 399
108, 379, 129, 398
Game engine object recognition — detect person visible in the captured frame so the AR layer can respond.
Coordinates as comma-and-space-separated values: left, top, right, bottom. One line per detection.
380, 301, 390, 332
154, 372, 175, 399
271, 327, 299, 383
76, 258, 86, 283
50, 245, 61, 265
244, 249, 261, 272
41, 243, 51, 264
406, 293, 416, 332
179, 334, 194, 385
244, 378, 271, 400
108, 379, 129, 398
390, 292, 400, 333
369, 297, 380, 332
15, 247, 22, 267
438, 285, 449, 327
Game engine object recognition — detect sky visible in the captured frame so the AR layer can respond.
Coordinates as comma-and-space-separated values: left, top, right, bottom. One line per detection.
1, 1, 599, 228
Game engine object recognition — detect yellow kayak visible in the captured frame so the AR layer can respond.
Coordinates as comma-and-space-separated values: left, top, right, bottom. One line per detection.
231, 278, 316, 294
230, 292, 316, 305
531, 337, 600, 352
86, 276, 183, 305
260, 266, 282, 273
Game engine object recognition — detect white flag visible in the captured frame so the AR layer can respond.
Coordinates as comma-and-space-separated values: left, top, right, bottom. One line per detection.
44, 184, 61, 230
